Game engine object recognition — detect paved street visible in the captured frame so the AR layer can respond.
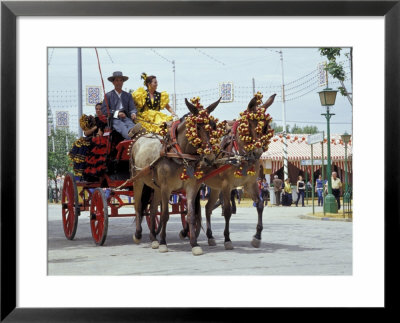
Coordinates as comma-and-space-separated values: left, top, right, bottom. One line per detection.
48, 203, 352, 276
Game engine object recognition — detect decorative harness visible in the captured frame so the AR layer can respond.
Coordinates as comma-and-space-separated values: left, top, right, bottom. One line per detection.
159, 120, 201, 161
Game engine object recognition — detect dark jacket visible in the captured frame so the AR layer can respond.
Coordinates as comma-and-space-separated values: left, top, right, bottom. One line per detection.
101, 90, 137, 119
273, 178, 283, 192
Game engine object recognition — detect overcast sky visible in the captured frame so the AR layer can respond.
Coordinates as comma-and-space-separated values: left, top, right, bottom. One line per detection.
48, 47, 352, 135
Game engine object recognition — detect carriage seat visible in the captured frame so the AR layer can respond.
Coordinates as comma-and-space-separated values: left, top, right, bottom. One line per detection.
115, 140, 133, 161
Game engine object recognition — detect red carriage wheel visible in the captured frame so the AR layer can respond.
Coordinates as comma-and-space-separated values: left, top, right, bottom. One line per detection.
90, 188, 109, 246
61, 173, 79, 240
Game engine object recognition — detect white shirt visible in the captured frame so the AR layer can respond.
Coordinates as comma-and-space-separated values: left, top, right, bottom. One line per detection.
113, 90, 123, 118
331, 177, 342, 189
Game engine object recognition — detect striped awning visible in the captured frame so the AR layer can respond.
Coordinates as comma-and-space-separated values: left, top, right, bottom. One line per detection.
261, 134, 353, 173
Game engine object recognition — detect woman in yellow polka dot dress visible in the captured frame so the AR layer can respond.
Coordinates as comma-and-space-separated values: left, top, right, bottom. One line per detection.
132, 73, 178, 133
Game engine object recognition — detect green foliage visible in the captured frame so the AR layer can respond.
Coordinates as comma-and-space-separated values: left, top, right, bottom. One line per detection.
300, 125, 319, 134
338, 86, 347, 96
319, 48, 341, 61
270, 122, 289, 134
271, 122, 319, 134
290, 124, 302, 134
319, 47, 353, 111
325, 61, 345, 81
290, 124, 318, 134
319, 47, 350, 97
48, 128, 77, 181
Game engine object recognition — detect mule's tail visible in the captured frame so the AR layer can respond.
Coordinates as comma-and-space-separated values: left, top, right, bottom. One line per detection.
140, 184, 153, 215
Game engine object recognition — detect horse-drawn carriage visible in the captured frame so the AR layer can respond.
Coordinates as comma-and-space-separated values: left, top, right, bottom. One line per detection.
61, 129, 188, 246
61, 92, 276, 255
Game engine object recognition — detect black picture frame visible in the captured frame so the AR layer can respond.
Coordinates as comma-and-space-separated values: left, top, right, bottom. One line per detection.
1, 1, 399, 321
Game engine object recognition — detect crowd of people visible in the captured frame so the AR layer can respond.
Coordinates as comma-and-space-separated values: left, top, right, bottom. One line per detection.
196, 171, 344, 212
252, 172, 343, 210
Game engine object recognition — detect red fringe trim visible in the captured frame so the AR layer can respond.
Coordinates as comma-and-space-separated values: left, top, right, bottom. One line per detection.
92, 136, 108, 145
86, 155, 106, 164
91, 146, 107, 155
84, 165, 106, 175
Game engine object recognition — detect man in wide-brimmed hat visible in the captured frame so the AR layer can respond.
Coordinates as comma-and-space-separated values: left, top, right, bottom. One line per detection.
101, 71, 137, 139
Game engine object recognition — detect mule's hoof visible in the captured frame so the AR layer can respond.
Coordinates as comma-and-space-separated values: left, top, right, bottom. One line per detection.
159, 244, 168, 253
192, 246, 203, 256
251, 237, 261, 248
179, 231, 187, 240
151, 241, 159, 249
132, 235, 141, 244
208, 238, 216, 246
224, 241, 234, 250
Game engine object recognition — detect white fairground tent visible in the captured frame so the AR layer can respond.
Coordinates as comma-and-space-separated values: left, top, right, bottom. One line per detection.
260, 134, 352, 184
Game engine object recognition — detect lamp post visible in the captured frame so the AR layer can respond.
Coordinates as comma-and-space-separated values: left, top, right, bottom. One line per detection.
319, 87, 338, 213
341, 132, 351, 215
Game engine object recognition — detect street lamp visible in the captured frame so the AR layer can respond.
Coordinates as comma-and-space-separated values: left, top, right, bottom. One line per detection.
341, 132, 351, 215
319, 87, 338, 213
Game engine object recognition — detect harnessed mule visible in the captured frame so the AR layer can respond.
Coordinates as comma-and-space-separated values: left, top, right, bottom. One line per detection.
180, 94, 276, 249
130, 98, 221, 256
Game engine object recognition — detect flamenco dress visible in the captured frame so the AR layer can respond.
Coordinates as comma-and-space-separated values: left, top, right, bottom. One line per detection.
68, 115, 96, 178
131, 87, 172, 133
83, 115, 108, 181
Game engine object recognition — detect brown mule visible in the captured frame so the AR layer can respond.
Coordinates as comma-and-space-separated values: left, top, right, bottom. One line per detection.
130, 98, 222, 255
180, 93, 276, 250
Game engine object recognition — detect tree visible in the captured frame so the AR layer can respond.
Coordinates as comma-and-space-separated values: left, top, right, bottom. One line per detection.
271, 122, 318, 134
299, 125, 319, 134
319, 48, 353, 106
290, 123, 302, 134
48, 128, 77, 202
270, 122, 290, 134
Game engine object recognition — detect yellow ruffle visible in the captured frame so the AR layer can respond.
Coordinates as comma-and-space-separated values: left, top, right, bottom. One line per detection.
132, 87, 147, 109
160, 91, 169, 109
137, 109, 172, 134
79, 114, 91, 132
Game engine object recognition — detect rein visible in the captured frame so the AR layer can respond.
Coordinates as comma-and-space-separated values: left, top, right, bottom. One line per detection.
169, 120, 183, 154
161, 120, 201, 162
94, 48, 112, 154
231, 120, 241, 153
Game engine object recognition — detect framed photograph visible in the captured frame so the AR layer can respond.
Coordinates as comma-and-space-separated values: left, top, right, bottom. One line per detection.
2, 0, 398, 321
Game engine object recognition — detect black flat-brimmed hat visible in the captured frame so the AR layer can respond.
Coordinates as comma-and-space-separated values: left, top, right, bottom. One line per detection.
108, 71, 129, 82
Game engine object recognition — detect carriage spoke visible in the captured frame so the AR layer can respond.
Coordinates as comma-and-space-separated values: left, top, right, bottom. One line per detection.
61, 173, 79, 240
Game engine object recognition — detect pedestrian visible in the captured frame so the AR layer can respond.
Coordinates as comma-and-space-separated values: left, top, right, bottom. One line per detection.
331, 171, 343, 210
200, 183, 207, 200
48, 183, 54, 203
205, 185, 210, 200
213, 190, 237, 215
272, 175, 283, 206
282, 177, 293, 206
315, 174, 325, 206
260, 178, 269, 206
101, 71, 137, 140
295, 175, 305, 207
257, 178, 262, 192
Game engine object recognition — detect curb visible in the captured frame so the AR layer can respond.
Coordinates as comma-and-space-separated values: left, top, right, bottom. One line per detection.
299, 214, 352, 222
